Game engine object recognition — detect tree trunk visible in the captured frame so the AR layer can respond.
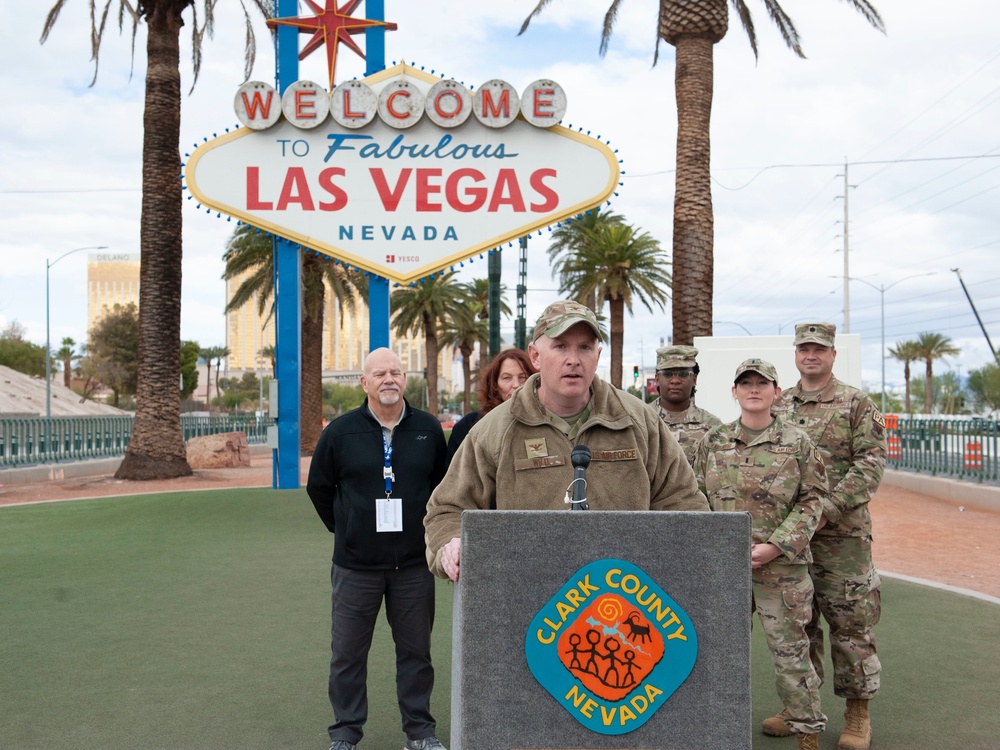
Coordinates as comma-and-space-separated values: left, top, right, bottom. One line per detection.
425, 313, 439, 416
903, 361, 911, 414
205, 361, 213, 408
63, 356, 72, 388
214, 359, 223, 409
461, 341, 473, 414
609, 295, 625, 388
670, 34, 717, 346
925, 358, 934, 414
116, 6, 191, 480
301, 258, 325, 455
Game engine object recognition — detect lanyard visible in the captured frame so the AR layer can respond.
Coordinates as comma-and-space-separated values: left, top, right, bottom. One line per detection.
382, 430, 394, 497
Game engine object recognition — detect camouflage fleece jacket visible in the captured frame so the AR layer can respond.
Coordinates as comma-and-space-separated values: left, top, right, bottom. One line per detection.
649, 402, 723, 466
773, 377, 886, 538
424, 373, 709, 578
692, 417, 832, 564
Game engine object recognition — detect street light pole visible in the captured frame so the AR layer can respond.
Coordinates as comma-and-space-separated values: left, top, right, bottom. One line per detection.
713, 320, 753, 336
45, 245, 108, 447
834, 272, 934, 414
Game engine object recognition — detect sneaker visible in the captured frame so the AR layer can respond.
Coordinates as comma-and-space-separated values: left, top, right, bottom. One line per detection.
404, 737, 446, 750
329, 742, 356, 750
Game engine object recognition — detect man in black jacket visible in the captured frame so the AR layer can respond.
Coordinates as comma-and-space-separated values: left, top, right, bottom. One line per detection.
307, 348, 448, 750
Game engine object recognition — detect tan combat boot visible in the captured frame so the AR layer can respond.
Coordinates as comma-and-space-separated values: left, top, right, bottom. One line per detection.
796, 733, 820, 750
761, 708, 793, 737
837, 699, 872, 750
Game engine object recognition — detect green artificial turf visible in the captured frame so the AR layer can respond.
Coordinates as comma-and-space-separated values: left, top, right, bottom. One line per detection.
2, 490, 997, 749
749, 577, 1000, 750
0, 490, 451, 750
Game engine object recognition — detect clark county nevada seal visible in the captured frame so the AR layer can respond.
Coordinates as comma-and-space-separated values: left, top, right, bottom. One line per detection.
525, 559, 698, 735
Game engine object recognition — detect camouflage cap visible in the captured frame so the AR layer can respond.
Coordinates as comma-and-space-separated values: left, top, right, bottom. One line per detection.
794, 322, 836, 347
734, 358, 779, 386
656, 345, 698, 371
532, 300, 602, 342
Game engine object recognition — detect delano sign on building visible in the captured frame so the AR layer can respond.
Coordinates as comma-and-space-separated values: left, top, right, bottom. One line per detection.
87, 252, 140, 339
184, 62, 621, 285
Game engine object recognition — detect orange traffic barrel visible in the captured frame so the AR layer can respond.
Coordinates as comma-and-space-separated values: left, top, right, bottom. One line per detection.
885, 414, 899, 430
887, 436, 902, 460
965, 441, 983, 470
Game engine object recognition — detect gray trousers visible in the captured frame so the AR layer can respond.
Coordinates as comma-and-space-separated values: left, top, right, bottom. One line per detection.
328, 564, 437, 745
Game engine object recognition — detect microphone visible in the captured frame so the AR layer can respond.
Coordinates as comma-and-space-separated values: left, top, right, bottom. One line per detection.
570, 445, 591, 510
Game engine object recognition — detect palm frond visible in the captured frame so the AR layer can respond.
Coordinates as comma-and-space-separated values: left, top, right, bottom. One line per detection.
600, 0, 627, 56
758, 0, 804, 58
729, 0, 759, 60
519, 0, 556, 36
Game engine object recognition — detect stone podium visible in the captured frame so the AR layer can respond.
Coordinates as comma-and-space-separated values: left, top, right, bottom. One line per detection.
450, 510, 751, 750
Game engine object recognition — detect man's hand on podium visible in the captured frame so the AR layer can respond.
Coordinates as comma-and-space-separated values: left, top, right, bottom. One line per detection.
441, 537, 461, 582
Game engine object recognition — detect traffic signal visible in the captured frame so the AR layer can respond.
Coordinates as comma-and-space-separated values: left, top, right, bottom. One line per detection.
633, 365, 639, 379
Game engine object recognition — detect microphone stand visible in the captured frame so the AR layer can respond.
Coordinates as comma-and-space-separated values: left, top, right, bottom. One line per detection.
570, 445, 591, 510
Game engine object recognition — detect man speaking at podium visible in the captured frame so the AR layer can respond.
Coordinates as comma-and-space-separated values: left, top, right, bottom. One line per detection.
424, 300, 708, 582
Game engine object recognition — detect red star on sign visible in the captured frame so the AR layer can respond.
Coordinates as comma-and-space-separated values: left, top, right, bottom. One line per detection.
267, 0, 397, 90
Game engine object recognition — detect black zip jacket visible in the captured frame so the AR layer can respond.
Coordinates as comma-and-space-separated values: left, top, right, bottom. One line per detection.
306, 398, 447, 570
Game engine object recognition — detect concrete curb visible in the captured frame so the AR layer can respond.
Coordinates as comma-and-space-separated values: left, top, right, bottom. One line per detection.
880, 570, 1000, 606
0, 443, 272, 487
883, 468, 1000, 512
0, 457, 124, 486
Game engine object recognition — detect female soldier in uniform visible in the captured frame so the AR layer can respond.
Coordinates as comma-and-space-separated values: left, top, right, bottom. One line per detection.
692, 359, 832, 750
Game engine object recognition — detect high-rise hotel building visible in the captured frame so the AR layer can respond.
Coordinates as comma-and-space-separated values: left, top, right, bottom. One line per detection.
224, 273, 454, 390
86, 252, 141, 338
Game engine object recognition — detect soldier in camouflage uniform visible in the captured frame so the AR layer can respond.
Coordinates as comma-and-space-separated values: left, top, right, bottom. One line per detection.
766, 323, 886, 750
649, 345, 721, 466
693, 359, 830, 750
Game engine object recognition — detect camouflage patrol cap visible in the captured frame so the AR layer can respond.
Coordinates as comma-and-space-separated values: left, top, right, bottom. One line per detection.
656, 345, 698, 371
794, 322, 836, 347
532, 300, 602, 342
734, 358, 779, 386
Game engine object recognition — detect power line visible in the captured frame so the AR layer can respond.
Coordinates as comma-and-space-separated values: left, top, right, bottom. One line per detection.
0, 188, 139, 195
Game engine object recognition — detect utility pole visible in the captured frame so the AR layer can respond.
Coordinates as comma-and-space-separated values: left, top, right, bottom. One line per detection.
842, 159, 851, 333
953, 268, 1000, 365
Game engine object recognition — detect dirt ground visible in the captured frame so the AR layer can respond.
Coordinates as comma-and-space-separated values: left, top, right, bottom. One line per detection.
2, 456, 999, 599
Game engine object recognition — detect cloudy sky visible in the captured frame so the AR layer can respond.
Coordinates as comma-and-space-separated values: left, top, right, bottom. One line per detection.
2, 0, 998, 399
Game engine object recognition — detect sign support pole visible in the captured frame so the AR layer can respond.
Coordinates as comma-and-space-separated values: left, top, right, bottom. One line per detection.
366, 0, 391, 353
273, 0, 302, 488
488, 249, 501, 360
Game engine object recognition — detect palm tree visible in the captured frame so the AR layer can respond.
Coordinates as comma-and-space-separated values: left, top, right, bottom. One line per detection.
259, 344, 276, 377
466, 277, 512, 368
888, 340, 921, 414
42, 1, 271, 480
223, 224, 367, 454
913, 332, 960, 414
440, 303, 489, 414
547, 209, 625, 313
56, 337, 76, 389
198, 346, 230, 409
521, 0, 884, 345
556, 222, 671, 388
391, 272, 471, 416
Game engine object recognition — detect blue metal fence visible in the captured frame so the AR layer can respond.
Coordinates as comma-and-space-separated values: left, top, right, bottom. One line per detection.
0, 414, 270, 468
886, 415, 999, 484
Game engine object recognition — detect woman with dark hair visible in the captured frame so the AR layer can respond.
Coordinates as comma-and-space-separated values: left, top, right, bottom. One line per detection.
446, 348, 535, 464
692, 358, 831, 750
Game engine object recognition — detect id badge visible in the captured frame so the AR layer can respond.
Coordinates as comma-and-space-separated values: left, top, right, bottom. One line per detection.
376, 497, 403, 532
